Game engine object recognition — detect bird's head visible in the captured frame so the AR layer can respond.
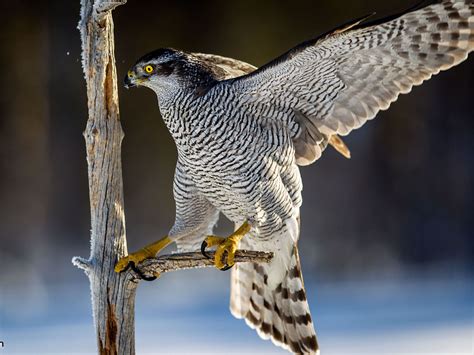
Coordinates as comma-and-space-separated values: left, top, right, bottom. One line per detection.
124, 48, 216, 96
124, 48, 185, 90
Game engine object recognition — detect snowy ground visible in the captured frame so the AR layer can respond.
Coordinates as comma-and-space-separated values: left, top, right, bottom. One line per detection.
1, 269, 473, 354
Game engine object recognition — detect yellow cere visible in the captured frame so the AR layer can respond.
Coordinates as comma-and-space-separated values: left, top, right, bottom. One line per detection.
144, 65, 154, 74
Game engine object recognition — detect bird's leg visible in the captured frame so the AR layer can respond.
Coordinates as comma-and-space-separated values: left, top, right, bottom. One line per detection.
114, 236, 172, 276
201, 221, 251, 271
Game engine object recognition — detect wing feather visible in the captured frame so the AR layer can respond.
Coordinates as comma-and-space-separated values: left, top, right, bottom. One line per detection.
191, 52, 257, 79
222, 0, 473, 165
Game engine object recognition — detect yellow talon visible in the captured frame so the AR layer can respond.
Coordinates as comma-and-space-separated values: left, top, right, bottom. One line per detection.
215, 237, 239, 269
114, 248, 154, 273
201, 221, 251, 270
203, 236, 226, 248
114, 236, 172, 273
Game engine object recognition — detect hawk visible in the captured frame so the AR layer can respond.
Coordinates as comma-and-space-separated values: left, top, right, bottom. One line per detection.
115, 1, 473, 353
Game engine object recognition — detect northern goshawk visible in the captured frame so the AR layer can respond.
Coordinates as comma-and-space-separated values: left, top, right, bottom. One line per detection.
115, 1, 473, 353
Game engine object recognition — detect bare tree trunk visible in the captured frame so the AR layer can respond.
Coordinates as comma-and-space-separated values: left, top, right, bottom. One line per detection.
71, 1, 273, 354
72, 0, 135, 354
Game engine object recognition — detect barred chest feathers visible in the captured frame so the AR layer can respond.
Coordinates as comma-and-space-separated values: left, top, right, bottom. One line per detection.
158, 86, 296, 172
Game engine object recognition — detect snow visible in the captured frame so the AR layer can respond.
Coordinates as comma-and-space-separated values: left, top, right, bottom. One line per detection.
1, 269, 472, 354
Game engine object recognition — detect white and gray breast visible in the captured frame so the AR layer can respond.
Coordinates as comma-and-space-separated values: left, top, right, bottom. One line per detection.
161, 85, 302, 236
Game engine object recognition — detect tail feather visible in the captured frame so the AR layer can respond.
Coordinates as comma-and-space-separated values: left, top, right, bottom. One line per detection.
230, 245, 319, 354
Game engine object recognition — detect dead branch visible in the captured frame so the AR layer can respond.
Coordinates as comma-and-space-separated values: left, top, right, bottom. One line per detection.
130, 250, 274, 280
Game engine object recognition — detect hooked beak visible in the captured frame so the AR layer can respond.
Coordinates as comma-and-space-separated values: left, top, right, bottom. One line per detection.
124, 70, 137, 89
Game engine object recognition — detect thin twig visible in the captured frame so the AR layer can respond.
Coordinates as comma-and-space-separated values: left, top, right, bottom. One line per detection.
72, 256, 92, 272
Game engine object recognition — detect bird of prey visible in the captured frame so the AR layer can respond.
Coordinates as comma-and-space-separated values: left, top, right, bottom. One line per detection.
115, 0, 473, 353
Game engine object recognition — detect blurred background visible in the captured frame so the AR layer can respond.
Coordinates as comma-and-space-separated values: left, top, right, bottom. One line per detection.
0, 0, 473, 354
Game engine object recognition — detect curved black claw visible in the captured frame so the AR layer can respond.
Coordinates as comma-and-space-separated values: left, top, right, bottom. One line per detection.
130, 262, 158, 281
220, 264, 233, 271
201, 240, 211, 259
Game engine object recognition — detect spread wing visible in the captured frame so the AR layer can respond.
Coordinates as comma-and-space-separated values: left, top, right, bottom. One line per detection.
191, 53, 352, 158
222, 0, 474, 165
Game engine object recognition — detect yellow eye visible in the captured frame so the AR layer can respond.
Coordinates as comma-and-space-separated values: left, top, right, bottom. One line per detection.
144, 65, 154, 74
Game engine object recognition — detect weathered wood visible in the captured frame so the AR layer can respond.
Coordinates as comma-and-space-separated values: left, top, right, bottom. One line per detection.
73, 0, 133, 354
72, 1, 274, 354
131, 250, 274, 279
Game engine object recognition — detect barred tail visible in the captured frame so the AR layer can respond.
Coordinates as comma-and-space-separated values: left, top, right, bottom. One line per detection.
230, 245, 319, 354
